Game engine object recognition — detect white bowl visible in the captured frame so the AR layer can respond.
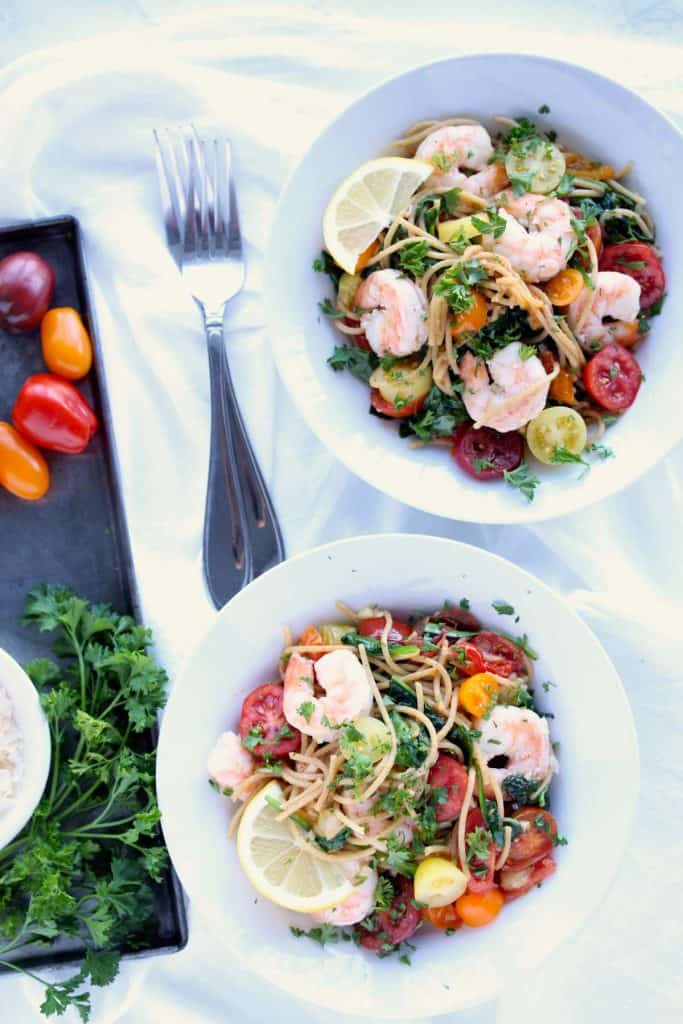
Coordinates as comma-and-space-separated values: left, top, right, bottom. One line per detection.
0, 647, 51, 851
266, 54, 683, 523
157, 534, 638, 1017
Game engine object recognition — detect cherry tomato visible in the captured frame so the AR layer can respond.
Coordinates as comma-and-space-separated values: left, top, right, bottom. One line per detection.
450, 641, 485, 677
370, 388, 427, 419
469, 631, 526, 678
452, 291, 488, 339
451, 423, 524, 481
239, 683, 300, 759
463, 807, 496, 892
0, 422, 49, 500
422, 902, 462, 931
41, 307, 93, 380
455, 886, 503, 927
599, 242, 665, 310
0, 252, 55, 333
428, 754, 469, 822
12, 374, 98, 454
438, 604, 482, 632
359, 616, 412, 643
500, 856, 556, 903
583, 342, 642, 412
587, 221, 603, 259
357, 876, 421, 950
458, 673, 500, 718
341, 317, 371, 350
507, 808, 557, 869
296, 625, 326, 660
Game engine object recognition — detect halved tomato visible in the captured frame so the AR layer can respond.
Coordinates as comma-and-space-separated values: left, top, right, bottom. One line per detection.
469, 632, 526, 678
506, 808, 557, 870
239, 683, 300, 759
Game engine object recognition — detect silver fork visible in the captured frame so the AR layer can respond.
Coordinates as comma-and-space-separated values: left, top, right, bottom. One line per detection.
154, 126, 284, 607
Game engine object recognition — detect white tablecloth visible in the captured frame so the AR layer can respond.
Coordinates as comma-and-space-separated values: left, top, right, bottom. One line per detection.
1, 6, 682, 1022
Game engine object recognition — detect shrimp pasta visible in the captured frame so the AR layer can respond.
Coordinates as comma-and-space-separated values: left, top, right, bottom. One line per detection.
208, 601, 564, 957
318, 112, 666, 502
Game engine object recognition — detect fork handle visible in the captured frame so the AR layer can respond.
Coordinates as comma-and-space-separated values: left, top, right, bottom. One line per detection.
202, 319, 284, 608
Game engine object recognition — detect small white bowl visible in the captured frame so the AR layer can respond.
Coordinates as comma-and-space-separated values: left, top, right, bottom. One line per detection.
0, 647, 51, 852
157, 533, 638, 1018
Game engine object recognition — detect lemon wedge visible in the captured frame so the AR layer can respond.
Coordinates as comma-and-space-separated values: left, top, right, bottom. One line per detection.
323, 157, 433, 274
236, 781, 353, 913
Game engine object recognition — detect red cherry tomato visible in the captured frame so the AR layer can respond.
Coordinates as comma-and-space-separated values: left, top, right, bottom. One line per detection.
587, 222, 603, 259
451, 423, 524, 480
422, 903, 462, 931
500, 856, 556, 903
0, 252, 55, 333
450, 641, 485, 677
599, 242, 665, 310
41, 307, 93, 380
583, 342, 642, 412
463, 807, 496, 892
0, 421, 50, 500
359, 616, 412, 643
370, 388, 426, 419
438, 604, 482, 632
469, 631, 526, 678
357, 876, 421, 950
342, 318, 371, 351
428, 754, 469, 822
12, 374, 98, 454
239, 683, 300, 759
507, 808, 557, 870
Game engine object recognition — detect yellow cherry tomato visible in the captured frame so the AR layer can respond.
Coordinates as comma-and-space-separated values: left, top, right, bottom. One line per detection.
526, 406, 588, 466
41, 307, 93, 380
414, 857, 468, 908
0, 421, 50, 500
458, 673, 500, 717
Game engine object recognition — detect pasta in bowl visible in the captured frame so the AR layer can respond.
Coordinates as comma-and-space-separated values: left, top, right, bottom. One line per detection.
157, 534, 638, 1016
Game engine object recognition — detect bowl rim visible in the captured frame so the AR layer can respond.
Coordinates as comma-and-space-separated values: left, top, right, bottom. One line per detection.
0, 647, 51, 852
157, 531, 640, 1016
266, 51, 683, 525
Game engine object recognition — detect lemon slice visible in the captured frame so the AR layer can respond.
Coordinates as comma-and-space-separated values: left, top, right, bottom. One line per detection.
236, 781, 353, 913
323, 157, 433, 274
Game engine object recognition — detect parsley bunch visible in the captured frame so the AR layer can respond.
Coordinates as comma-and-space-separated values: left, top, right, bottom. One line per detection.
0, 585, 170, 1022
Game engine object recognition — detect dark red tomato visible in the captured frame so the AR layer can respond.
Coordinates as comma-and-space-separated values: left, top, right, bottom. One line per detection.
0, 252, 55, 333
438, 604, 482, 632
12, 374, 98, 453
341, 317, 371, 350
370, 388, 426, 419
469, 631, 526, 678
583, 342, 642, 412
599, 242, 665, 310
359, 616, 412, 643
507, 808, 557, 870
239, 683, 300, 759
357, 876, 421, 950
451, 423, 524, 481
428, 754, 469, 822
450, 641, 485, 677
500, 856, 556, 903
464, 807, 496, 893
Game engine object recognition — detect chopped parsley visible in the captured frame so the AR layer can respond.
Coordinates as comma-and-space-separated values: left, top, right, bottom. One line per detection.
467, 306, 531, 361
318, 297, 345, 319
587, 443, 614, 460
315, 827, 352, 853
399, 384, 468, 443
297, 700, 315, 723
242, 724, 265, 752
383, 832, 416, 877
503, 462, 540, 502
327, 345, 378, 383
492, 601, 515, 616
398, 240, 432, 277
471, 210, 507, 239
473, 457, 495, 474
502, 774, 538, 809
537, 104, 550, 114
550, 445, 589, 468
290, 923, 343, 946
312, 250, 342, 286
374, 876, 395, 910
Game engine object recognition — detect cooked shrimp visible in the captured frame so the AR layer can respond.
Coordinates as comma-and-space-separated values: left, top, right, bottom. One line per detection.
567, 270, 641, 347
355, 269, 428, 357
415, 124, 505, 197
476, 706, 557, 787
283, 649, 373, 743
207, 730, 255, 799
458, 341, 554, 432
488, 192, 574, 282
310, 861, 378, 926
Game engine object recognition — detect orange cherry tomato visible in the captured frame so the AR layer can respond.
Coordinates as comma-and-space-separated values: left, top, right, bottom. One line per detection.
41, 307, 93, 380
0, 421, 50, 500
455, 887, 504, 928
422, 903, 462, 931
610, 320, 640, 348
355, 239, 380, 273
543, 268, 584, 307
452, 291, 488, 340
297, 625, 325, 660
458, 672, 500, 717
550, 366, 575, 404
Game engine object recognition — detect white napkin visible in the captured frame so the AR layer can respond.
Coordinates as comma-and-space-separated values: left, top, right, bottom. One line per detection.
0, 7, 682, 1023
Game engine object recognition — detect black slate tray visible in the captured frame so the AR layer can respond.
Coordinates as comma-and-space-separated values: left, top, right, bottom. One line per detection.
0, 215, 188, 971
